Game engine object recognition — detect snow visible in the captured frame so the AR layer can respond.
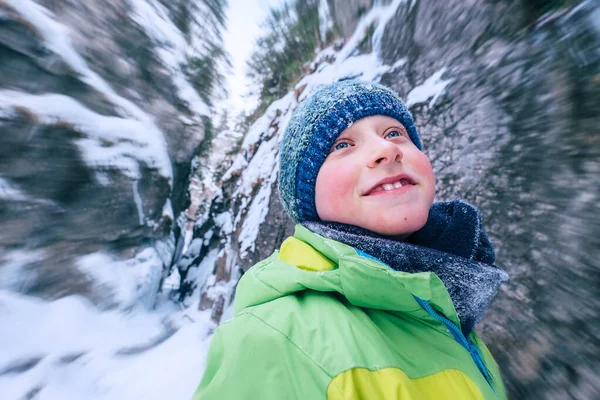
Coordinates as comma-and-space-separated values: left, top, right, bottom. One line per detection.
181, 229, 195, 256
296, 53, 392, 96
184, 249, 221, 304
240, 92, 296, 151
128, 0, 211, 118
371, 0, 406, 54
318, 0, 334, 43
0, 250, 44, 292
335, 0, 406, 62
214, 212, 234, 235
238, 174, 274, 259
205, 129, 244, 169
391, 57, 408, 70
0, 177, 29, 202
218, 91, 296, 259
4, 0, 173, 183
132, 180, 145, 225
295, 0, 407, 100
162, 266, 181, 292
76, 247, 164, 310
220, 153, 248, 181
0, 176, 56, 207
237, 135, 280, 197
406, 67, 453, 108
0, 90, 172, 181
94, 172, 112, 186
232, 92, 297, 258
162, 198, 174, 221
0, 290, 213, 400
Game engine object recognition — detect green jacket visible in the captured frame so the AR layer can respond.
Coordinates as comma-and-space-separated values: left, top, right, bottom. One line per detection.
193, 225, 507, 399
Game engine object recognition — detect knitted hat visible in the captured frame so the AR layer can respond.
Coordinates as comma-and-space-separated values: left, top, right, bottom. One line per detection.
278, 80, 422, 222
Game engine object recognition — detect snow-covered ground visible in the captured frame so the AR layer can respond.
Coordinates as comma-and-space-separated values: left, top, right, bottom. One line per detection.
0, 290, 214, 400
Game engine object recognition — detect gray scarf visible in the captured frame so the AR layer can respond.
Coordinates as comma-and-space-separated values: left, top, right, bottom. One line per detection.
303, 200, 509, 336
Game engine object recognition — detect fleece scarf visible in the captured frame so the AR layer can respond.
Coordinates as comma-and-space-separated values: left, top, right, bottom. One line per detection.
303, 200, 509, 336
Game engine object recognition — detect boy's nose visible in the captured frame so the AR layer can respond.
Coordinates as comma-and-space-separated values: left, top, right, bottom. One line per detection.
367, 139, 403, 167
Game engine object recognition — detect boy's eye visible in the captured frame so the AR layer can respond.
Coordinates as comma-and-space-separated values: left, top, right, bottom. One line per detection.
332, 141, 351, 152
385, 130, 406, 139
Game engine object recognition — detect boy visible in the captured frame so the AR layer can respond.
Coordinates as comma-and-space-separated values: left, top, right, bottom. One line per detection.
193, 80, 509, 399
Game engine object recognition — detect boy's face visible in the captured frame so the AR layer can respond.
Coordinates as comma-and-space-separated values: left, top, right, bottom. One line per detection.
315, 115, 435, 238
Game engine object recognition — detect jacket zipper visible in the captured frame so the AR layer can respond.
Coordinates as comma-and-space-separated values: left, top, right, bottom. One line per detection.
413, 295, 498, 398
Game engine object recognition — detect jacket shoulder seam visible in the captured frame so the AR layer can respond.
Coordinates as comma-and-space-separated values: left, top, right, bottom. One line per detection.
245, 310, 334, 380
249, 259, 286, 295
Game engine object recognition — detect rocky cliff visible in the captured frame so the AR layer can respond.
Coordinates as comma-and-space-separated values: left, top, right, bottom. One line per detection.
0, 0, 228, 309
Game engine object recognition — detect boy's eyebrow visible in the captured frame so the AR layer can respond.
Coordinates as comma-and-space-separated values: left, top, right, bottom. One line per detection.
384, 123, 407, 130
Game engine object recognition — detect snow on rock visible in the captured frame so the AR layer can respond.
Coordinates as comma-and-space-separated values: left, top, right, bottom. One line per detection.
406, 67, 453, 108
132, 180, 145, 225
371, 0, 406, 54
2, 0, 173, 182
391, 57, 408, 71
297, 52, 392, 94
240, 92, 296, 151
296, 0, 407, 99
180, 173, 222, 256
0, 89, 172, 182
333, 0, 406, 63
184, 248, 221, 304
128, 0, 210, 119
0, 176, 58, 208
318, 0, 334, 43
76, 247, 165, 310
233, 95, 297, 258
214, 212, 234, 236
237, 165, 278, 259
0, 250, 44, 292
220, 153, 248, 181
0, 290, 213, 400
237, 136, 280, 198
0, 177, 30, 202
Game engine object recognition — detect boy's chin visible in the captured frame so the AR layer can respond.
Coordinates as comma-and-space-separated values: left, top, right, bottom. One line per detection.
365, 215, 429, 240
371, 227, 418, 241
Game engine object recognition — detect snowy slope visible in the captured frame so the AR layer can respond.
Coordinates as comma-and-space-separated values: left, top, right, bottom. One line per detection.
0, 291, 214, 400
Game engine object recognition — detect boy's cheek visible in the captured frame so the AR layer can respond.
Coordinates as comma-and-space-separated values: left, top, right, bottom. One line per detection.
412, 154, 436, 186
315, 166, 357, 217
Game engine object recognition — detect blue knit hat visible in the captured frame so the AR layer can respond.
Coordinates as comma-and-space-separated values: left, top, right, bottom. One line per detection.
278, 80, 422, 222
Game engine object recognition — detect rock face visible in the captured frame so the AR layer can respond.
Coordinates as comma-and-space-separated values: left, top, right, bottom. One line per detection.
376, 2, 600, 398
0, 0, 227, 309
185, 1, 599, 399
327, 0, 373, 38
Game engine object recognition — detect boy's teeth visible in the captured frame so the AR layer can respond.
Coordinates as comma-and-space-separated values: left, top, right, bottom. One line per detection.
370, 179, 412, 194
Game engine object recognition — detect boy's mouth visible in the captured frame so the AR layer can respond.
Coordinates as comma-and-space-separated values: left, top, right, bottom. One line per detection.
363, 174, 416, 196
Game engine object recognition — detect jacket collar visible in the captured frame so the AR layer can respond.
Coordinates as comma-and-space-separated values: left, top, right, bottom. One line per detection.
234, 224, 461, 327
302, 220, 508, 335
